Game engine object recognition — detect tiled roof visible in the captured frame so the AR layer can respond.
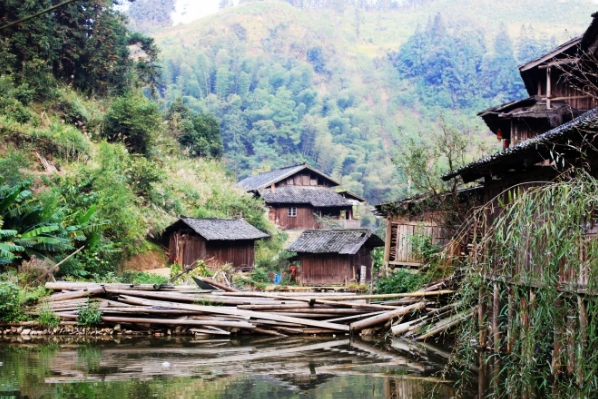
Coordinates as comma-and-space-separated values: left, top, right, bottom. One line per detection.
175, 218, 269, 241
443, 108, 598, 182
287, 229, 384, 254
238, 164, 340, 191
258, 186, 355, 207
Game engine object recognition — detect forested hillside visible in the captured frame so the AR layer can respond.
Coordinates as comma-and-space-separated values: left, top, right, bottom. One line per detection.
0, 0, 279, 277
141, 0, 594, 203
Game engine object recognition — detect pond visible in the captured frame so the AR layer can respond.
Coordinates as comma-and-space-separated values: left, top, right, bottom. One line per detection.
0, 335, 475, 399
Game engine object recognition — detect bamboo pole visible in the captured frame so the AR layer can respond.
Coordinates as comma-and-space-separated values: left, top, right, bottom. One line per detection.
350, 302, 425, 332
100, 316, 255, 329
117, 295, 351, 332
415, 309, 475, 341
46, 286, 105, 302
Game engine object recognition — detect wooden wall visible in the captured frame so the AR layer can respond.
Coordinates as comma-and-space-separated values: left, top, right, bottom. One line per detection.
269, 205, 353, 230
274, 171, 334, 188
168, 232, 256, 271
299, 248, 372, 285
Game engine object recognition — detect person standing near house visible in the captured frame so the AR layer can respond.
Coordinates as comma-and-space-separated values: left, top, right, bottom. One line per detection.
289, 264, 298, 284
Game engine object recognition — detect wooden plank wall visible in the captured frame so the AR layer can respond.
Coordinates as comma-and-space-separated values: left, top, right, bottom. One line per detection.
300, 250, 372, 285
273, 206, 318, 229
275, 171, 333, 188
168, 233, 255, 271
388, 223, 452, 265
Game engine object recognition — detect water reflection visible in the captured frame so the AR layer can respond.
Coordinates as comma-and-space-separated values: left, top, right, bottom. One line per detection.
0, 335, 469, 399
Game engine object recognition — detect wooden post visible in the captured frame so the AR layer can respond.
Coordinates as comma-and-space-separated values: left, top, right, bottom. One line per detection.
384, 221, 392, 277
546, 66, 552, 109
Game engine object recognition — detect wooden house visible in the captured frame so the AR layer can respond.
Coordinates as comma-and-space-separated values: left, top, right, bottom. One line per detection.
238, 164, 364, 231
163, 218, 269, 271
375, 188, 482, 270
287, 229, 384, 285
478, 33, 597, 149
441, 13, 598, 357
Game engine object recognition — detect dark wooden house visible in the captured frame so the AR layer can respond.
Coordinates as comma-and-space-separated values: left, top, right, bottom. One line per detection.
163, 218, 269, 271
442, 13, 598, 361
478, 34, 597, 149
287, 229, 384, 285
238, 164, 364, 231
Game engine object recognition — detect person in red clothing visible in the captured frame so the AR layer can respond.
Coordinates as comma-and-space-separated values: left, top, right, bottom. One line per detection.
289, 264, 298, 284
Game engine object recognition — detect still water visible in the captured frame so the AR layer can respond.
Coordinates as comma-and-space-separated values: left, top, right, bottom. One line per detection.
0, 335, 474, 399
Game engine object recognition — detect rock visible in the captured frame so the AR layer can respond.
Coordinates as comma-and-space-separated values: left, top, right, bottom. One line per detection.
21, 329, 31, 335
113, 324, 121, 332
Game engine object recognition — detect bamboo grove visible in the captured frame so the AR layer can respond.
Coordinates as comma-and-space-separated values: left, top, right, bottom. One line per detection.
451, 174, 598, 398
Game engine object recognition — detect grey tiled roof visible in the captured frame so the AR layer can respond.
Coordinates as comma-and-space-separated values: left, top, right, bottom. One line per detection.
258, 187, 355, 207
178, 218, 269, 241
443, 108, 598, 182
287, 229, 384, 254
238, 164, 340, 191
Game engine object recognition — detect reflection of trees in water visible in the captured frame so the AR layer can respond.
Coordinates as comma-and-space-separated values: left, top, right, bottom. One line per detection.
0, 336, 459, 399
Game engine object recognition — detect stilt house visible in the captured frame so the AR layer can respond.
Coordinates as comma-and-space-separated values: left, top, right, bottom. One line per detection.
441, 13, 598, 359
238, 164, 364, 231
287, 229, 384, 285
163, 218, 269, 271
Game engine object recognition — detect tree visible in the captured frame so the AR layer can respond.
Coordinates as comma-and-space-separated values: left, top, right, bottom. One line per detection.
0, 0, 158, 96
167, 98, 223, 158
102, 93, 162, 155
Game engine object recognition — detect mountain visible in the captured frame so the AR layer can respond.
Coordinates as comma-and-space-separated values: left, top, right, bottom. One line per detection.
144, 0, 595, 204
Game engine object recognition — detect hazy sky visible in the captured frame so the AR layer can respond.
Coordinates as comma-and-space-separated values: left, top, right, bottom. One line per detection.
172, 0, 222, 25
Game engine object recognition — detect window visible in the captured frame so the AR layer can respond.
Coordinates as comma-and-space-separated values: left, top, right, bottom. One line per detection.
288, 207, 297, 217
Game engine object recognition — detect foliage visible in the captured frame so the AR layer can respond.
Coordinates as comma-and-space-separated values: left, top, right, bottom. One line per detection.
0, 277, 22, 322
120, 271, 169, 285
0, 0, 159, 96
452, 174, 598, 397
409, 228, 441, 264
127, 0, 177, 33
77, 299, 102, 327
375, 269, 425, 294
167, 98, 223, 158
0, 177, 104, 265
101, 93, 162, 155
37, 302, 60, 329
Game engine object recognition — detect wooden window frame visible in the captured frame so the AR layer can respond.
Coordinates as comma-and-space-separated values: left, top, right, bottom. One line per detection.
288, 207, 297, 217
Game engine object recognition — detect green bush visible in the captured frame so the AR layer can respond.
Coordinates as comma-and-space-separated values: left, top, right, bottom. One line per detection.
102, 92, 161, 155
38, 302, 60, 329
375, 269, 425, 294
0, 278, 22, 322
77, 299, 102, 327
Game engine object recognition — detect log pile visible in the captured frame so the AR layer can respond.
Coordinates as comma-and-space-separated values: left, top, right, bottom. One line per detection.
31, 276, 465, 340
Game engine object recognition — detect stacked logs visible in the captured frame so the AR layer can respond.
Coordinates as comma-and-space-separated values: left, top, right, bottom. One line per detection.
32, 277, 464, 339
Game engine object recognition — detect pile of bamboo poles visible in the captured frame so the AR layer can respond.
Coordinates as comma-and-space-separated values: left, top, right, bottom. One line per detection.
33, 277, 463, 339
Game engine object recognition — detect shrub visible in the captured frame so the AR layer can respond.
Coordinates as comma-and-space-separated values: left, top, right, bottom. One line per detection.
38, 302, 60, 329
0, 278, 22, 322
102, 92, 161, 155
77, 299, 102, 327
375, 269, 425, 294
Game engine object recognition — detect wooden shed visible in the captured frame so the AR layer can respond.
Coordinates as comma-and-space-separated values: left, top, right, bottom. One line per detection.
163, 218, 269, 271
287, 229, 384, 286
375, 188, 482, 270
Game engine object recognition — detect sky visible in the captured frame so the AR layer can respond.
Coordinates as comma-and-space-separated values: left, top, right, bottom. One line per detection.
171, 0, 223, 25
